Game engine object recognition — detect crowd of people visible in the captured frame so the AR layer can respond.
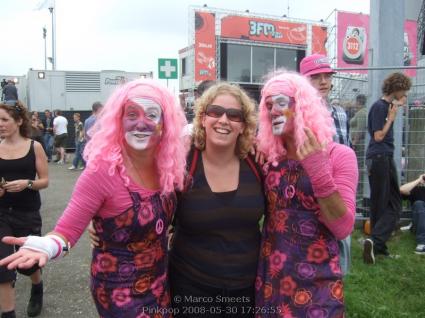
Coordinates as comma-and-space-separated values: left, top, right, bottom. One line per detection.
0, 53, 421, 317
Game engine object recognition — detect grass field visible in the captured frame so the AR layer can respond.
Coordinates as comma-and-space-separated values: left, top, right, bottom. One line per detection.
345, 229, 425, 317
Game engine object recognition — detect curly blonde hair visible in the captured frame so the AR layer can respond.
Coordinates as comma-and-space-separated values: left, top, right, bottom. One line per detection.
192, 82, 257, 158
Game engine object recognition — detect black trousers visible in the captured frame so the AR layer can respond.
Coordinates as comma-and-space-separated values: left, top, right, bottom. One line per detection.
169, 266, 255, 318
367, 154, 401, 254
0, 207, 42, 283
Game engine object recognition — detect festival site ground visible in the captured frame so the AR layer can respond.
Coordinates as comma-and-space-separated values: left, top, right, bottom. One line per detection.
12, 160, 425, 317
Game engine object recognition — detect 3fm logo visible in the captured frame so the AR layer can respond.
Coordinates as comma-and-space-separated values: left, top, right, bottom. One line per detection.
249, 21, 282, 39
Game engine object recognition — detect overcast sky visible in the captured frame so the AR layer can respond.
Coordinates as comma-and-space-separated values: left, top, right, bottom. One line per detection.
0, 0, 369, 80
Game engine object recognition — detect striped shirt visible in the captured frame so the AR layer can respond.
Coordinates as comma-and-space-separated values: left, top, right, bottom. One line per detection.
330, 104, 351, 146
169, 153, 265, 289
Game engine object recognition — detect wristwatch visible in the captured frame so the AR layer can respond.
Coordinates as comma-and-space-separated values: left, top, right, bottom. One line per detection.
27, 180, 34, 190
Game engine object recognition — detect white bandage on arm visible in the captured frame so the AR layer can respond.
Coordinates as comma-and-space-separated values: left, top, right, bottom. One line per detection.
21, 235, 70, 260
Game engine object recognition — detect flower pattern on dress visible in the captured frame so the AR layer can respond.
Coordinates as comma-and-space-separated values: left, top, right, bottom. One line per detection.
256, 159, 344, 317
90, 191, 176, 317
307, 238, 330, 264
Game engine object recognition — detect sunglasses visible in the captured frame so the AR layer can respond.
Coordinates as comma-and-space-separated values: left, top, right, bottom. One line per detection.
205, 105, 244, 122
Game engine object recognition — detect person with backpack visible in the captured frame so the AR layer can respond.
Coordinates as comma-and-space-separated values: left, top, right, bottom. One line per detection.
255, 72, 358, 317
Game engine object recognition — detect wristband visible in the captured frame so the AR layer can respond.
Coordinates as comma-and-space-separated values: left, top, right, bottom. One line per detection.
300, 149, 337, 198
21, 235, 70, 261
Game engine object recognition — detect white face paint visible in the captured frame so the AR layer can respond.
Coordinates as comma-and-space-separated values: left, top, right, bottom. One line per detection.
122, 98, 163, 151
266, 94, 294, 136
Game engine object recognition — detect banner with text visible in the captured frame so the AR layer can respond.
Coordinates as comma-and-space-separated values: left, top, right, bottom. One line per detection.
337, 11, 417, 76
194, 11, 217, 83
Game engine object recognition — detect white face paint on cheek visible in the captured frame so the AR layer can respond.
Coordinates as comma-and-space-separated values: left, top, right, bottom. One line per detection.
271, 116, 287, 135
123, 98, 163, 151
269, 94, 292, 136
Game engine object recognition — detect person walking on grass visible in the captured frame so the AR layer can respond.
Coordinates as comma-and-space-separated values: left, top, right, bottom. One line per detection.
363, 72, 411, 264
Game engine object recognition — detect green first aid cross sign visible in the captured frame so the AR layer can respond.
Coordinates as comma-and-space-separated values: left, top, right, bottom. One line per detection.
158, 58, 178, 79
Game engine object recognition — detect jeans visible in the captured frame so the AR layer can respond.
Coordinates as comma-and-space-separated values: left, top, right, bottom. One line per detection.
43, 133, 54, 160
72, 141, 86, 168
367, 154, 401, 255
411, 201, 425, 245
338, 235, 351, 276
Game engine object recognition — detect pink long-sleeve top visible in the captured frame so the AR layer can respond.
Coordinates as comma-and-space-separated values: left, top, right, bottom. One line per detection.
54, 161, 158, 246
317, 143, 358, 239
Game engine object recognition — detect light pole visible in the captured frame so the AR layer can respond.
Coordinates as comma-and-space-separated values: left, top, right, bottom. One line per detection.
43, 27, 47, 70
48, 4, 56, 70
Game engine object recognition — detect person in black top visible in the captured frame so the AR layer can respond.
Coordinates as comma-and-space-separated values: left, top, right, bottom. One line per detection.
363, 72, 412, 264
400, 173, 425, 255
169, 82, 265, 317
0, 101, 49, 318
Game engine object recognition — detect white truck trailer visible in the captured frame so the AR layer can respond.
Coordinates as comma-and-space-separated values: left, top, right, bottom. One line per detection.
26, 69, 153, 112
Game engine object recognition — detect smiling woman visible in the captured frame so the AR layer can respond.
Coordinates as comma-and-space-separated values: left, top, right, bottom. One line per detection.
169, 82, 266, 317
0, 79, 187, 317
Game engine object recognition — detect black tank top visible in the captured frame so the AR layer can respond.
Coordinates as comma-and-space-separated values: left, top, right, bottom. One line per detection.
0, 140, 41, 211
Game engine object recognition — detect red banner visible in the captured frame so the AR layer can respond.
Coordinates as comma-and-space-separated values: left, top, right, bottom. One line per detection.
221, 16, 307, 45
312, 25, 328, 55
194, 11, 216, 83
337, 11, 417, 75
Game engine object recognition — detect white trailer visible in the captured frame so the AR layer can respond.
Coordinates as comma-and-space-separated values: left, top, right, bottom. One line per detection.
26, 69, 153, 112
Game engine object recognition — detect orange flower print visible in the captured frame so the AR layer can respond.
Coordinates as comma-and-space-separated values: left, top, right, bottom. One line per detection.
128, 241, 149, 253
115, 209, 134, 228
111, 287, 131, 307
268, 191, 278, 211
96, 284, 109, 310
330, 280, 344, 302
279, 276, 297, 296
133, 275, 151, 294
95, 252, 118, 273
293, 288, 312, 307
262, 241, 272, 257
273, 210, 288, 233
269, 250, 287, 277
134, 247, 156, 269
264, 283, 273, 300
306, 239, 329, 264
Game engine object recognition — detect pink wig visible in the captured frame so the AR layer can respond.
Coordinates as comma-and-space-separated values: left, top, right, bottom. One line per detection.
257, 71, 335, 163
84, 79, 187, 194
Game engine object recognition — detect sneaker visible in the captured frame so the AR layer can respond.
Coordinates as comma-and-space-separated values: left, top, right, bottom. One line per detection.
27, 281, 43, 317
415, 244, 425, 255
78, 166, 85, 170
363, 238, 375, 264
68, 165, 76, 170
56, 160, 64, 165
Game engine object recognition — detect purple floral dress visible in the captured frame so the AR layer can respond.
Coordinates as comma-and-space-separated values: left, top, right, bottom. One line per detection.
90, 190, 176, 318
256, 160, 344, 318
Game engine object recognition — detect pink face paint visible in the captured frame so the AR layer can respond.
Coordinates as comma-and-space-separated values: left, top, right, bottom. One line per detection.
122, 98, 163, 151
265, 94, 295, 136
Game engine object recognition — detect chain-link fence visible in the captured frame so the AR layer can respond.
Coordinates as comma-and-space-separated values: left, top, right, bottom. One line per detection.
330, 68, 425, 219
